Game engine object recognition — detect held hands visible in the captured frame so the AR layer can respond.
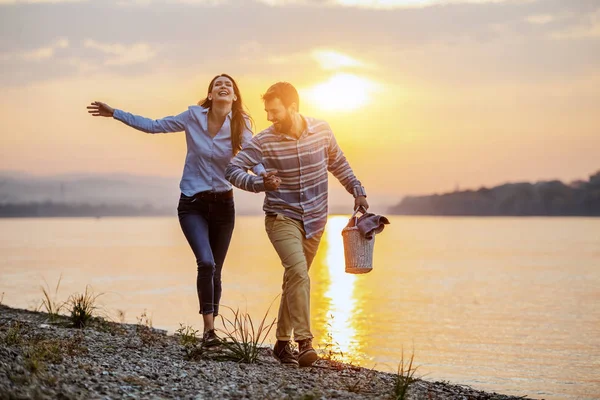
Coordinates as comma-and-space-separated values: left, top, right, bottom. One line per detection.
355, 195, 369, 213
87, 101, 115, 117
262, 171, 281, 191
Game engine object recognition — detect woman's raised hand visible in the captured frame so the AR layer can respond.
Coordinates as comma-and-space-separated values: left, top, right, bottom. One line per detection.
87, 101, 115, 117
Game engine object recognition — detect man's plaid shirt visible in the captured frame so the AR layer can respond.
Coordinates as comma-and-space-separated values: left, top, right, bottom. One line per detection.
226, 116, 366, 239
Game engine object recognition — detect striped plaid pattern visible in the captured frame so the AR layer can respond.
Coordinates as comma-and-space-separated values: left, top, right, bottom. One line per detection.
226, 116, 365, 238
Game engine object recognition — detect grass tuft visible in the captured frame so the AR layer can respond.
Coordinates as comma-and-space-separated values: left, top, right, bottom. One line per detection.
38, 275, 65, 322
213, 305, 276, 363
342, 365, 378, 394
318, 313, 345, 362
116, 309, 126, 324
175, 323, 200, 347
136, 310, 162, 346
66, 285, 102, 328
188, 304, 276, 363
317, 313, 359, 371
23, 337, 63, 374
18, 334, 87, 376
393, 348, 419, 400
5, 321, 23, 346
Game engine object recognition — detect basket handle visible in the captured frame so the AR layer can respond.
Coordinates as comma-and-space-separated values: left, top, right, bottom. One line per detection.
350, 206, 366, 226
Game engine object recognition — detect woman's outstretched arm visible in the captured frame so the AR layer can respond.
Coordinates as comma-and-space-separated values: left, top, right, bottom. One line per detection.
87, 101, 189, 133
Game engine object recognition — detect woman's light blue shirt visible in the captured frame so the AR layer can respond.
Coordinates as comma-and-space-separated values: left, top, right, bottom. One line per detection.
113, 106, 265, 197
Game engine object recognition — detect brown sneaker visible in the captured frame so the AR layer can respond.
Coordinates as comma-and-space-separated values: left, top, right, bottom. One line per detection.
297, 338, 318, 367
201, 329, 221, 348
273, 340, 299, 367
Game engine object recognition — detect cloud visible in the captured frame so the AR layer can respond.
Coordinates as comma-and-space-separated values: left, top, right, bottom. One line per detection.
83, 39, 157, 66
264, 51, 315, 68
0, 0, 222, 4
0, 0, 598, 87
262, 49, 373, 74
23, 38, 68, 60
256, 0, 532, 9
0, 0, 86, 4
526, 14, 555, 25
113, 0, 226, 5
172, 0, 227, 3
0, 38, 68, 62
311, 49, 370, 70
59, 56, 97, 73
114, 0, 153, 5
551, 9, 600, 39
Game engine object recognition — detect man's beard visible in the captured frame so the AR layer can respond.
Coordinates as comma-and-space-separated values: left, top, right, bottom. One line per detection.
274, 114, 293, 133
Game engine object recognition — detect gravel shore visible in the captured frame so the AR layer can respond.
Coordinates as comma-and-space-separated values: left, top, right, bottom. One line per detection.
0, 305, 530, 400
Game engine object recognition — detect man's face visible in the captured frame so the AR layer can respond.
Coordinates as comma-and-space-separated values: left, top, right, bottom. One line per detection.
264, 98, 293, 133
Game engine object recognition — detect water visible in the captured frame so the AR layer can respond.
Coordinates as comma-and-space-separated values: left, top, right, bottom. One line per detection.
1, 216, 599, 399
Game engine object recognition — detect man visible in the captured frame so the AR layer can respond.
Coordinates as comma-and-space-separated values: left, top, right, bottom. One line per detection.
225, 82, 368, 367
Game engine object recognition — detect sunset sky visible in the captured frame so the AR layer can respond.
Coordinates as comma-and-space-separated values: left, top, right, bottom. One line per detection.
0, 0, 599, 206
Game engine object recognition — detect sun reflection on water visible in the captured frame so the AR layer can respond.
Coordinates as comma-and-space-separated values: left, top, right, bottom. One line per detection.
317, 216, 362, 363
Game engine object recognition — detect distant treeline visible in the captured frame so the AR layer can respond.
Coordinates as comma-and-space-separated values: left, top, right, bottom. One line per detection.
389, 170, 600, 216
0, 202, 173, 218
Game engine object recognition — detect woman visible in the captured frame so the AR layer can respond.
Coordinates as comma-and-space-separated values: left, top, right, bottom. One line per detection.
87, 74, 277, 346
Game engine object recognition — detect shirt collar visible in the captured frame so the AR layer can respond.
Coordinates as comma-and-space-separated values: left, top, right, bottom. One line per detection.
202, 106, 232, 120
303, 116, 317, 135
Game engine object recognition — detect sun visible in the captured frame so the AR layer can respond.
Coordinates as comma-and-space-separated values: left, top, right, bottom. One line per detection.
303, 73, 377, 112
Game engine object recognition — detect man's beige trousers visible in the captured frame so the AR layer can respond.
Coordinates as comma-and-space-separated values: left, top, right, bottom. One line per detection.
265, 214, 323, 341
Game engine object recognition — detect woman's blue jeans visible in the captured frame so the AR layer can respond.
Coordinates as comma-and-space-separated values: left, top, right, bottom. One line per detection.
177, 192, 235, 317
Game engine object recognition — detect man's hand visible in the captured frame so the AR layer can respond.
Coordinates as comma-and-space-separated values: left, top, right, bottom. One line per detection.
87, 101, 115, 117
263, 171, 281, 191
354, 195, 369, 213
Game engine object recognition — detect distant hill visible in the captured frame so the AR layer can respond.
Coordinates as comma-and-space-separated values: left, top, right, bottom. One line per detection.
0, 202, 173, 218
0, 172, 265, 217
389, 170, 600, 216
0, 172, 179, 208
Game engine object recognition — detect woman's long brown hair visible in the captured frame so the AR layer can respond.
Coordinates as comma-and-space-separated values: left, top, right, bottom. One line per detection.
198, 74, 254, 156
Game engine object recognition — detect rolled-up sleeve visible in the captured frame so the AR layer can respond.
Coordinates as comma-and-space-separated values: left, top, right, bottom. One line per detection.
226, 137, 265, 192
241, 129, 266, 177
327, 129, 365, 197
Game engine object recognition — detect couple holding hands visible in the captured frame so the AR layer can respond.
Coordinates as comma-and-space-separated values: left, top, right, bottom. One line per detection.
88, 74, 368, 368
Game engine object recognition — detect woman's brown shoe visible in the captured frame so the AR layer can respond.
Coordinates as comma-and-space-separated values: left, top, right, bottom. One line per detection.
202, 329, 221, 348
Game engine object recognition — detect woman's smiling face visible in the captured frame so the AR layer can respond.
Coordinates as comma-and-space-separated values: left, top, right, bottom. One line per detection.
209, 76, 237, 104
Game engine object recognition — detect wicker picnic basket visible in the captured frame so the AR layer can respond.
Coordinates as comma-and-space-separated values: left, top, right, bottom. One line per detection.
342, 210, 374, 274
